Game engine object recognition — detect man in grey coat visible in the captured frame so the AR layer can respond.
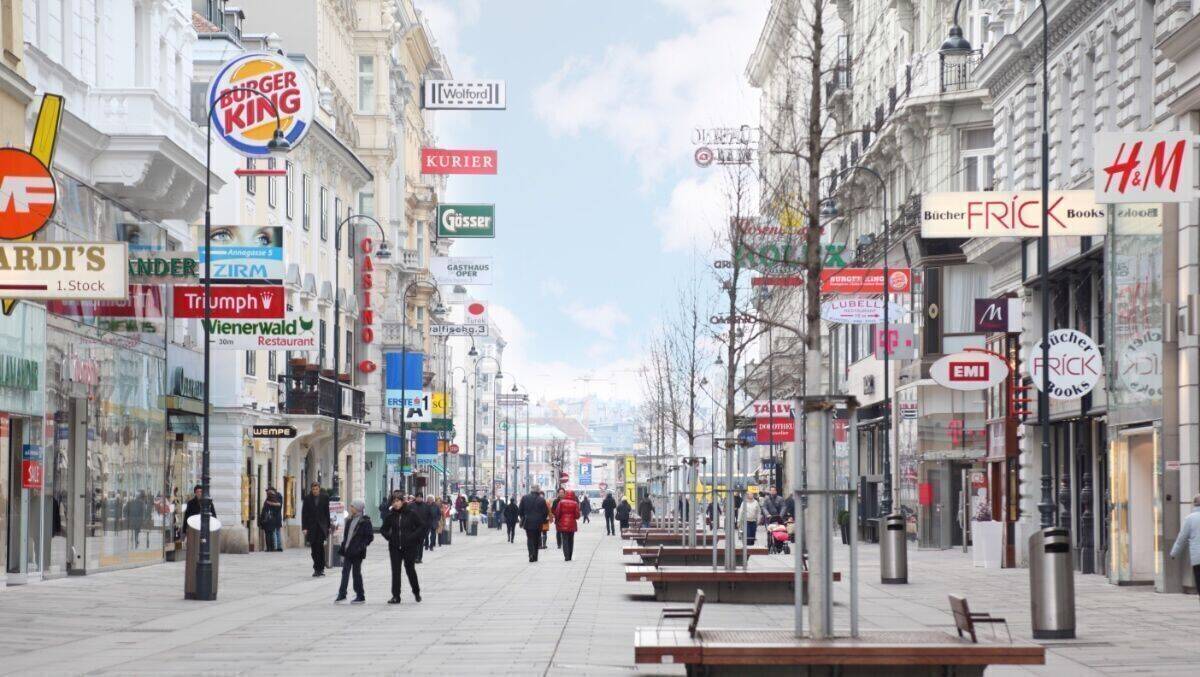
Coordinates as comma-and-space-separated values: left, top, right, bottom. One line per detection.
1169, 494, 1200, 607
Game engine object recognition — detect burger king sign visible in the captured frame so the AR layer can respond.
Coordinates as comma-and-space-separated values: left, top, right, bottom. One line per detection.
207, 53, 313, 157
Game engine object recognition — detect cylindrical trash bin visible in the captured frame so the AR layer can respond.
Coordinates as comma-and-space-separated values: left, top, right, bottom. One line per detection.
184, 515, 221, 600
880, 513, 908, 584
1029, 527, 1075, 639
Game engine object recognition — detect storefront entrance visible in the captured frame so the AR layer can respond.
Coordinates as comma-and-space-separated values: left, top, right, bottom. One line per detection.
1109, 427, 1157, 584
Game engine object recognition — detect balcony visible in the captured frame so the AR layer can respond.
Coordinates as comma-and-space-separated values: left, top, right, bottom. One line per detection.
278, 360, 366, 422
940, 49, 983, 93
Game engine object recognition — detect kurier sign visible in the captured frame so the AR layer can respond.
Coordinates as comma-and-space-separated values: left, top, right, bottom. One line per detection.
208, 52, 313, 157
1094, 132, 1194, 203
0, 242, 128, 300
921, 191, 1106, 238
422, 80, 506, 110
421, 149, 497, 175
1029, 329, 1102, 400
930, 351, 1009, 391
252, 425, 297, 439
436, 204, 495, 238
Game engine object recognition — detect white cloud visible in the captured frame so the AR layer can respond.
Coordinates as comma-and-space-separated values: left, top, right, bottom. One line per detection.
415, 0, 483, 145
563, 302, 631, 339
654, 173, 727, 253
539, 277, 566, 299
533, 1, 767, 183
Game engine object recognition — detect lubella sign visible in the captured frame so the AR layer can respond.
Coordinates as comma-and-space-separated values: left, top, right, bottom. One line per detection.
820, 298, 907, 324
921, 191, 1106, 238
1029, 329, 1102, 400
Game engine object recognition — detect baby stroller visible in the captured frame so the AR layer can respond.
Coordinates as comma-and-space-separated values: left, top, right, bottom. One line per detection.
765, 516, 791, 554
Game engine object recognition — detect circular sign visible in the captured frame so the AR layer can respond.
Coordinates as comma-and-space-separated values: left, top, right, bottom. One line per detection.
694, 146, 714, 167
1116, 329, 1162, 401
0, 149, 56, 239
599, 482, 608, 491
466, 302, 486, 318
448, 444, 460, 454
889, 270, 910, 292
820, 298, 907, 325
930, 351, 1009, 391
1029, 329, 1102, 400
358, 359, 377, 374
207, 52, 313, 157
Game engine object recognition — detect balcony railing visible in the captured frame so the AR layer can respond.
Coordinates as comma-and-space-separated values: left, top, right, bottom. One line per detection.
940, 49, 983, 93
278, 361, 366, 422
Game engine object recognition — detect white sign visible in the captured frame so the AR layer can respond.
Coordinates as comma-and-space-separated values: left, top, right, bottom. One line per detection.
207, 53, 314, 157
423, 80, 506, 110
0, 243, 127, 300
750, 401, 793, 417
429, 323, 488, 337
921, 191, 1106, 238
1028, 329, 1102, 400
464, 301, 488, 325
930, 351, 1010, 391
1094, 132, 1194, 204
820, 298, 907, 325
431, 257, 493, 285
205, 312, 318, 350
874, 324, 916, 360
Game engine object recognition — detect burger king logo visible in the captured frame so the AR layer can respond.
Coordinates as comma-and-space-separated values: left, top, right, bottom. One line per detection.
207, 53, 313, 157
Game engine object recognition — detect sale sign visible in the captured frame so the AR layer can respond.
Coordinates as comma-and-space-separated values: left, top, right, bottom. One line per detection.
173, 285, 285, 319
421, 149, 497, 175
1095, 132, 1193, 203
820, 267, 911, 293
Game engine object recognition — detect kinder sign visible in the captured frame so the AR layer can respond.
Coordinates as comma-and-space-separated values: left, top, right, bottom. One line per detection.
421, 149, 497, 175
820, 268, 911, 294
173, 285, 285, 319
930, 351, 1009, 391
1095, 132, 1194, 203
1029, 329, 1102, 400
207, 52, 313, 157
921, 191, 1106, 237
820, 298, 907, 324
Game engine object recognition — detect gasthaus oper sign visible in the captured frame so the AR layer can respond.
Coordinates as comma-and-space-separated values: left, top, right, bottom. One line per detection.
0, 242, 128, 300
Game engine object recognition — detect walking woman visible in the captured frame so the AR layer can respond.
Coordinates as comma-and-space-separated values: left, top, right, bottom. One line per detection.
381, 492, 424, 604
258, 487, 283, 551
334, 500, 374, 603
615, 497, 632, 532
554, 490, 582, 561
503, 496, 520, 543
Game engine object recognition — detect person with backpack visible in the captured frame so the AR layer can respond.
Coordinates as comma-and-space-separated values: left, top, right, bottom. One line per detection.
258, 487, 283, 551
334, 500, 374, 604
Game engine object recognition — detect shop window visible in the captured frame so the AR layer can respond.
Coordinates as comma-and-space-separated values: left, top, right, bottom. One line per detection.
246, 158, 256, 195
961, 128, 995, 191
285, 161, 295, 219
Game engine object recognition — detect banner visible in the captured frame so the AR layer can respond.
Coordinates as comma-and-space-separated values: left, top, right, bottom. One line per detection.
921, 191, 1106, 238
436, 205, 495, 238
197, 226, 285, 282
173, 285, 285, 319
415, 431, 439, 460
1094, 132, 1193, 203
384, 352, 429, 420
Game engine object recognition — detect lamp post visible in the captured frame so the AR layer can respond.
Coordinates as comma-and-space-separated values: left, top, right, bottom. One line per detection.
452, 365, 468, 494
490, 371, 508, 502
506, 381, 521, 499
195, 86, 291, 602
472, 354, 502, 499
440, 334, 450, 500
398, 280, 447, 495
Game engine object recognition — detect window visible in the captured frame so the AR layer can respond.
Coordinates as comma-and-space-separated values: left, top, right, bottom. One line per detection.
285, 162, 295, 218
245, 351, 257, 376
302, 174, 311, 230
961, 128, 995, 191
246, 158, 256, 194
334, 196, 342, 247
319, 187, 328, 240
358, 55, 375, 112
345, 329, 353, 369
416, 224, 425, 266
267, 158, 277, 208
358, 191, 374, 218
268, 351, 277, 380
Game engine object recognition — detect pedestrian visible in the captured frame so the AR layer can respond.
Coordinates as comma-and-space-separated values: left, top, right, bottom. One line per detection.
761, 486, 785, 521
552, 488, 566, 549
637, 495, 655, 529
616, 497, 632, 531
455, 493, 468, 532
480, 494, 490, 527
381, 493, 423, 604
518, 484, 549, 562
423, 495, 440, 553
738, 492, 762, 546
1170, 493, 1200, 607
184, 484, 217, 521
542, 491, 554, 549
301, 482, 331, 577
258, 487, 283, 551
601, 492, 617, 535
503, 496, 519, 542
580, 494, 592, 523
554, 490, 581, 561
334, 499, 374, 604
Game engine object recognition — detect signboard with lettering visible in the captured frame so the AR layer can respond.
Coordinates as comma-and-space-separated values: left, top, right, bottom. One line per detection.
1094, 132, 1193, 203
252, 425, 297, 439
197, 226, 285, 282
173, 285, 285, 319
0, 242, 128, 300
207, 52, 314, 157
1029, 329, 1102, 400
205, 312, 318, 350
421, 149, 497, 175
873, 324, 916, 360
21, 444, 42, 489
820, 298, 907, 324
128, 252, 198, 285
974, 297, 1023, 333
431, 256, 493, 284
422, 80, 506, 110
436, 205, 495, 238
820, 267, 911, 294
429, 323, 487, 337
921, 191, 1106, 238
930, 351, 1009, 391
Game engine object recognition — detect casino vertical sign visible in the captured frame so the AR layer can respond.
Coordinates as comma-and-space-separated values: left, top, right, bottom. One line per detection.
208, 52, 314, 156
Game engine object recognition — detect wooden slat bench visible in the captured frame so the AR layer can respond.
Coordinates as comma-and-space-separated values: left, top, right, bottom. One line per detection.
626, 566, 840, 604
623, 546, 768, 567
633, 628, 1045, 676
949, 594, 1012, 643
635, 532, 724, 546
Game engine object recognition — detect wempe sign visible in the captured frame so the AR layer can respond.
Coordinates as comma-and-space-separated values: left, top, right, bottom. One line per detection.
423, 80, 506, 109
921, 191, 1106, 238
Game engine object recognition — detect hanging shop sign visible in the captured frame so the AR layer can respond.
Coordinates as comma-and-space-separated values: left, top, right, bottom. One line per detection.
694, 146, 714, 167
197, 226, 285, 283
820, 298, 907, 325
873, 324, 916, 360
464, 301, 488, 325
171, 366, 204, 400
358, 237, 379, 351
709, 312, 756, 325
750, 400, 792, 417
1094, 132, 1194, 203
421, 149, 497, 175
21, 444, 43, 490
751, 276, 803, 286
431, 392, 449, 417
0, 242, 128, 300
755, 417, 794, 444
0, 354, 38, 391
0, 148, 57, 239
422, 80, 506, 109
930, 351, 1010, 391
47, 284, 165, 335
429, 323, 487, 337
431, 256, 493, 284
173, 285, 285, 319
579, 459, 593, 485
384, 352, 430, 421
207, 52, 314, 157
128, 251, 199, 285
252, 425, 297, 439
820, 267, 911, 294
1028, 329, 1102, 400
921, 191, 1106, 238
205, 312, 318, 350
436, 204, 495, 238
973, 297, 1023, 333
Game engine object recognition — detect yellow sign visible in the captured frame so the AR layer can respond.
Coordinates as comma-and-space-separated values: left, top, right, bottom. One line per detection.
624, 456, 637, 503
468, 500, 479, 516
432, 391, 449, 417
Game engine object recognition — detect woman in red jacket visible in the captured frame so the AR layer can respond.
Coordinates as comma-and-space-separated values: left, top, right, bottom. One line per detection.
553, 490, 582, 561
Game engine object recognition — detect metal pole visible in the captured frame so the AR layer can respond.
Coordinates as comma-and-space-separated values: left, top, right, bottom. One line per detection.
491, 376, 498, 501
441, 336, 448, 499
472, 358, 480, 497
849, 407, 860, 637
400, 302, 406, 495
195, 104, 215, 601
724, 443, 735, 572
1037, 0, 1054, 531
333, 227, 342, 507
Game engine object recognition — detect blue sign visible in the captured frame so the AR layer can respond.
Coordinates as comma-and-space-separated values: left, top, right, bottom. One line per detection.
384, 352, 425, 408
737, 428, 757, 446
415, 431, 438, 461
22, 444, 42, 462
384, 434, 402, 463
197, 226, 285, 281
579, 462, 592, 486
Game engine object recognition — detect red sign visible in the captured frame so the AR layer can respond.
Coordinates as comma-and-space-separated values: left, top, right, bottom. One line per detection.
919, 482, 933, 506
22, 460, 42, 489
1096, 132, 1192, 203
0, 148, 56, 239
820, 268, 911, 294
751, 276, 803, 287
49, 284, 163, 318
358, 237, 377, 347
421, 149, 498, 175
449, 444, 460, 454
949, 361, 990, 382
755, 417, 795, 443
172, 285, 285, 319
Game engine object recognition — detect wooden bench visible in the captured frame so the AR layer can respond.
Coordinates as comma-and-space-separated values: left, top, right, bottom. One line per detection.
624, 545, 767, 567
635, 532, 724, 546
658, 589, 705, 634
949, 594, 1011, 643
633, 628, 1044, 676
626, 566, 839, 604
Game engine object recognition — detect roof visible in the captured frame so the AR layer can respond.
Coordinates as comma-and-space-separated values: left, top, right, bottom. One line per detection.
192, 11, 220, 34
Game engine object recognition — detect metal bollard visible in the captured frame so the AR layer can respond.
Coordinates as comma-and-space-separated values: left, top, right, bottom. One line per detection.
879, 513, 908, 584
184, 515, 221, 599
1029, 527, 1075, 639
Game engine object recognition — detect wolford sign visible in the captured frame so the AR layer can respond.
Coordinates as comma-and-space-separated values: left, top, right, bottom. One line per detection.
1029, 329, 1102, 400
422, 80, 506, 110
421, 149, 497, 175
921, 191, 1106, 238
207, 53, 313, 157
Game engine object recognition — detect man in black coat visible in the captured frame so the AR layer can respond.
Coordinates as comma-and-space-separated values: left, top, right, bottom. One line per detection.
601, 492, 617, 535
301, 482, 331, 577
381, 492, 424, 604
422, 495, 440, 555
518, 485, 549, 562
184, 484, 217, 521
580, 495, 592, 523
503, 497, 520, 542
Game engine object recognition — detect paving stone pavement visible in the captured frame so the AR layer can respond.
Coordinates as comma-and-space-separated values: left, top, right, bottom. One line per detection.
0, 523, 1197, 676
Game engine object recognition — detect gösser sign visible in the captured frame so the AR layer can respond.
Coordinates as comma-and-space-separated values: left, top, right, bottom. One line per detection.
436, 204, 495, 238
921, 191, 1106, 238
422, 80, 506, 109
0, 243, 127, 300
207, 52, 313, 157
930, 351, 1009, 391
820, 298, 907, 325
1029, 329, 1102, 400
431, 257, 493, 285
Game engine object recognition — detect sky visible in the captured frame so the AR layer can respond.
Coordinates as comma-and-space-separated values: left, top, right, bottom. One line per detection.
418, 0, 768, 403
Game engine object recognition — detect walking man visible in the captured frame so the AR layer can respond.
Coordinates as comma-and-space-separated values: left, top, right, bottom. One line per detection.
381, 493, 424, 604
423, 494, 440, 553
518, 484, 549, 562
334, 499, 373, 603
580, 494, 592, 523
761, 486, 785, 522
301, 482, 330, 577
503, 497, 519, 542
738, 492, 762, 546
601, 492, 617, 535
554, 490, 581, 561
1170, 494, 1200, 607
637, 495, 655, 529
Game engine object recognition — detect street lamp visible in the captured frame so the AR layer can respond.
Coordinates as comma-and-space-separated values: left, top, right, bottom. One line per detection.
472, 354, 502, 500
398, 279, 447, 495
452, 365, 468, 495
939, 0, 974, 56
194, 86, 290, 602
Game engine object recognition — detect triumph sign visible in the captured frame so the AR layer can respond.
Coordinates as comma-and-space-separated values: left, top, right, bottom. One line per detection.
436, 204, 495, 238
422, 80, 506, 109
921, 191, 1106, 238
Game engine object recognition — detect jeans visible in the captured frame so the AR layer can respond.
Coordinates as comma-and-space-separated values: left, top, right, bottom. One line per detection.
337, 557, 364, 599
641, 518, 651, 528
389, 547, 419, 598
582, 511, 590, 523
266, 528, 281, 551
426, 528, 436, 550
561, 531, 576, 561
506, 522, 516, 542
556, 530, 562, 549
525, 528, 541, 561
458, 516, 467, 532
745, 522, 758, 546
604, 513, 615, 535
309, 533, 326, 572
